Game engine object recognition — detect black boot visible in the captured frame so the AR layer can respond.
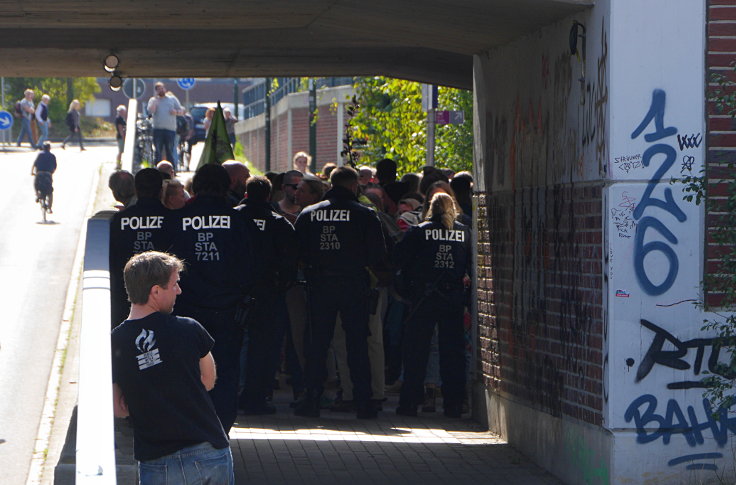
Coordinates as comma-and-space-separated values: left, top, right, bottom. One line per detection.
294, 392, 321, 418
355, 401, 377, 419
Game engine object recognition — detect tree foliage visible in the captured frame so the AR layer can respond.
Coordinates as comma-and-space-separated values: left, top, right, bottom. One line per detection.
2, 77, 100, 124
680, 63, 736, 413
349, 76, 473, 175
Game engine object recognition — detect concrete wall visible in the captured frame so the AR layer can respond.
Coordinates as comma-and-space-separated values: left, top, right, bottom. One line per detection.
474, 0, 735, 483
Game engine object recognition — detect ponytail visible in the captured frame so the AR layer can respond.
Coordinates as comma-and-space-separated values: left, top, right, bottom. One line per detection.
425, 193, 457, 230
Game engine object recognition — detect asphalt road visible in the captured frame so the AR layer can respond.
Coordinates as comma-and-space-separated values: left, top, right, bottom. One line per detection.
0, 144, 112, 485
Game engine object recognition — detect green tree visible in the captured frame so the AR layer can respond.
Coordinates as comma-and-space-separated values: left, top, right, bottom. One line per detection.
676, 64, 736, 413
436, 87, 473, 173
3, 77, 100, 125
349, 76, 473, 175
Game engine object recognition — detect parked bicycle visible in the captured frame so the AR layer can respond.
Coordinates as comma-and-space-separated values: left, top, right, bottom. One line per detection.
133, 115, 154, 173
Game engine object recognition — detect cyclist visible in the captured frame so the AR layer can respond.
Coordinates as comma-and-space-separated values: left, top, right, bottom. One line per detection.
31, 142, 57, 213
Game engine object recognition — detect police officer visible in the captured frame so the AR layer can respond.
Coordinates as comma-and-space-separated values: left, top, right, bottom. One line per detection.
170, 163, 253, 433
235, 176, 298, 414
294, 166, 387, 419
393, 192, 471, 418
109, 168, 174, 326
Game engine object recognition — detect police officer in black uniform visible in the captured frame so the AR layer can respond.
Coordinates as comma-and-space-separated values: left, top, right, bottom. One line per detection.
235, 176, 298, 414
393, 192, 471, 418
294, 166, 387, 419
109, 168, 174, 326
170, 163, 254, 433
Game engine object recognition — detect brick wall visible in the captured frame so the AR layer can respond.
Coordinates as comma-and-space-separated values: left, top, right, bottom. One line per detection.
240, 103, 345, 174
476, 184, 604, 425
706, 0, 736, 307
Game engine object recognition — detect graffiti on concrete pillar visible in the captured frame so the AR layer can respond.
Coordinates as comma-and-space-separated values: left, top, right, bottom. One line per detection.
629, 89, 686, 295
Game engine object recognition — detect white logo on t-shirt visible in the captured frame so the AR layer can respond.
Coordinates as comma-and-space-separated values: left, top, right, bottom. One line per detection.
135, 328, 162, 370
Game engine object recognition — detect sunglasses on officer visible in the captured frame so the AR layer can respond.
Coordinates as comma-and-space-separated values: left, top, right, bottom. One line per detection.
283, 183, 299, 189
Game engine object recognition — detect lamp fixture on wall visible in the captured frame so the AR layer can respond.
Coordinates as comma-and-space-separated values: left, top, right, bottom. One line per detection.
103, 53, 120, 73
109, 73, 123, 92
103, 52, 123, 92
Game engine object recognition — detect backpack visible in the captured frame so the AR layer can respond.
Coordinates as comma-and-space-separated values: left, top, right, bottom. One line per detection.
176, 115, 189, 137
14, 100, 23, 118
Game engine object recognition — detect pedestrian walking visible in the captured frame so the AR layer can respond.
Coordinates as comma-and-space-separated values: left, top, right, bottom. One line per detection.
61, 99, 85, 151
16, 89, 35, 148
35, 94, 51, 149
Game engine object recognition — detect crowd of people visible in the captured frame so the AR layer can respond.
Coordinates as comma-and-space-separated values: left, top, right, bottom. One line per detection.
108, 153, 474, 478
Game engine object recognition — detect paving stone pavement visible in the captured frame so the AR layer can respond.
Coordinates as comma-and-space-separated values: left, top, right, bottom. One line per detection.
229, 389, 564, 485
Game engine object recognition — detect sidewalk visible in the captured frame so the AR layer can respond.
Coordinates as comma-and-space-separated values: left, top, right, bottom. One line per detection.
114, 384, 563, 485
232, 390, 562, 484
41, 156, 563, 484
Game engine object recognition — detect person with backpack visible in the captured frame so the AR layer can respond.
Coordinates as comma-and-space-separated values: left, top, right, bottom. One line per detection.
61, 99, 85, 151
16, 89, 36, 149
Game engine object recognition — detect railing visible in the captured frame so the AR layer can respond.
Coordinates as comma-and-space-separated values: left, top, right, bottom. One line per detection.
76, 211, 116, 484
240, 77, 355, 120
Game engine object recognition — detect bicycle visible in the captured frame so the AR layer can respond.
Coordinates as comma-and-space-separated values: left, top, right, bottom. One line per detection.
178, 137, 192, 172
34, 171, 53, 223
133, 115, 154, 172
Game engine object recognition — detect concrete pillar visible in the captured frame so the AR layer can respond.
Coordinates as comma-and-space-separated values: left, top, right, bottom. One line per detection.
472, 0, 727, 483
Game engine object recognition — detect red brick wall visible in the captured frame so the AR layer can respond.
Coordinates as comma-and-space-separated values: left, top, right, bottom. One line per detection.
241, 103, 344, 174
706, 0, 736, 307
476, 184, 604, 425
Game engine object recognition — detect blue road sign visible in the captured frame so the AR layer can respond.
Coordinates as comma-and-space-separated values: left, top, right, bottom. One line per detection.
0, 110, 13, 130
123, 79, 146, 99
177, 78, 196, 90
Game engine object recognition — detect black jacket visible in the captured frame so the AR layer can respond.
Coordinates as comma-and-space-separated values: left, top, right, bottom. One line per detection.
236, 199, 298, 291
170, 195, 253, 310
295, 185, 386, 273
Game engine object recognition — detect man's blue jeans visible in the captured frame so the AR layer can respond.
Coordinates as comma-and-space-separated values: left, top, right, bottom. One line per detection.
153, 128, 178, 169
36, 122, 49, 148
138, 442, 234, 485
16, 117, 33, 147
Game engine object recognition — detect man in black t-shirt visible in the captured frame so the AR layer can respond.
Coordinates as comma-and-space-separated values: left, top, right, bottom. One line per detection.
112, 251, 234, 484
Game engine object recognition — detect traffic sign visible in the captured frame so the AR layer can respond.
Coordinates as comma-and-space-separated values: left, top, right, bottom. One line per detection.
0, 110, 13, 130
435, 110, 465, 125
177, 78, 196, 90
123, 79, 146, 99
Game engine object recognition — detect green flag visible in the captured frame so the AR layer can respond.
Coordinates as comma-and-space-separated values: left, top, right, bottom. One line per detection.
197, 102, 234, 169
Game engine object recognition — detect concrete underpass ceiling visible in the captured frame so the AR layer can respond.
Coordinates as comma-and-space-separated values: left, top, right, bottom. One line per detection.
0, 0, 592, 89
